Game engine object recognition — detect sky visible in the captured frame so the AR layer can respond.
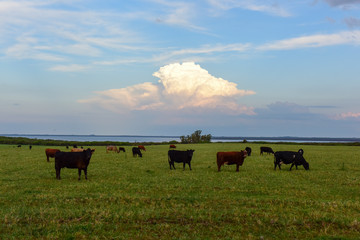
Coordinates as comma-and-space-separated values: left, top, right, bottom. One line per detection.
1, 0, 360, 137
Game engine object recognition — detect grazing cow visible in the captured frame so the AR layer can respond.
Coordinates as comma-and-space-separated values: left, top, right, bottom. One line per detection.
132, 147, 142, 157
138, 145, 146, 151
118, 147, 126, 152
169, 144, 176, 149
168, 150, 195, 170
274, 149, 309, 171
17, 145, 21, 148
45, 148, 60, 162
260, 146, 274, 155
245, 147, 252, 156
217, 150, 247, 172
55, 148, 94, 180
106, 145, 119, 153
73, 145, 78, 148
29, 145, 32, 150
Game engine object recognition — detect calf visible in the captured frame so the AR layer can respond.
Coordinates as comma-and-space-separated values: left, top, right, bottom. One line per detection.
217, 150, 247, 172
169, 144, 176, 149
55, 148, 94, 180
132, 147, 142, 157
260, 146, 274, 155
168, 150, 195, 170
274, 149, 309, 171
45, 148, 60, 162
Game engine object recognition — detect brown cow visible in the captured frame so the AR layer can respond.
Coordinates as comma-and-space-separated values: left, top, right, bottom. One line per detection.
72, 148, 95, 153
138, 145, 146, 151
45, 148, 60, 162
216, 150, 248, 172
106, 145, 119, 153
169, 144, 176, 149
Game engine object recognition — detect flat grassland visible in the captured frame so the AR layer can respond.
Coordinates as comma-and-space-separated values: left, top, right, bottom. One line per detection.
1, 143, 360, 239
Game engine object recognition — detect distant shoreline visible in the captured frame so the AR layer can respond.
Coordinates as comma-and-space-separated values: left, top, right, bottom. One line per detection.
1, 134, 360, 143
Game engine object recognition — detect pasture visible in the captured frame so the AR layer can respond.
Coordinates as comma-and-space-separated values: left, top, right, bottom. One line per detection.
1, 143, 360, 239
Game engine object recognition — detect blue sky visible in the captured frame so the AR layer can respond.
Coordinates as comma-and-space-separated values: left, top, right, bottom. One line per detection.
1, 0, 360, 137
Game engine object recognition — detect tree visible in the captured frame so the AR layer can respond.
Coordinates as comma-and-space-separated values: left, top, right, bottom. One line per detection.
180, 130, 212, 143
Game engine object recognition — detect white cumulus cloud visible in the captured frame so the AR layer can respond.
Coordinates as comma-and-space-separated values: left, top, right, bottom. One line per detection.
79, 62, 255, 115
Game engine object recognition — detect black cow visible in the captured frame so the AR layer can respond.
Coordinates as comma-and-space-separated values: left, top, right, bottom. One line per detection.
245, 147, 252, 156
132, 147, 142, 157
119, 147, 126, 152
274, 149, 309, 171
260, 146, 274, 155
168, 150, 195, 170
55, 148, 94, 180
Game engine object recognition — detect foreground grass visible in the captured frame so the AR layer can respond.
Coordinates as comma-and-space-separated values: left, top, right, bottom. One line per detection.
1, 143, 360, 239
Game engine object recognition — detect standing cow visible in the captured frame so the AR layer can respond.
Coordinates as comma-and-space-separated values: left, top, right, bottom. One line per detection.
55, 148, 94, 180
217, 150, 247, 172
260, 146, 274, 155
274, 149, 309, 171
168, 150, 195, 170
45, 148, 60, 162
106, 145, 119, 153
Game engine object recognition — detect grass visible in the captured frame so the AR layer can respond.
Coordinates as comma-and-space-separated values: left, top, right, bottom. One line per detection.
1, 143, 360, 239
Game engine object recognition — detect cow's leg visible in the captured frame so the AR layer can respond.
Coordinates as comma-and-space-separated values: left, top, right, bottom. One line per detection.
84, 168, 87, 180
56, 168, 61, 180
47, 156, 49, 162
236, 164, 239, 172
188, 162, 192, 170
78, 169, 81, 180
183, 162, 185, 171
289, 163, 294, 171
169, 161, 172, 170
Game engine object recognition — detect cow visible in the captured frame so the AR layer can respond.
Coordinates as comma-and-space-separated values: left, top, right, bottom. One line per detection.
216, 150, 247, 172
54, 148, 94, 180
260, 146, 274, 155
132, 147, 142, 157
118, 147, 126, 152
45, 148, 60, 162
71, 148, 95, 153
169, 144, 176, 149
168, 150, 195, 170
106, 145, 119, 153
138, 145, 146, 151
274, 149, 309, 171
29, 145, 32, 150
245, 147, 252, 156
17, 145, 21, 148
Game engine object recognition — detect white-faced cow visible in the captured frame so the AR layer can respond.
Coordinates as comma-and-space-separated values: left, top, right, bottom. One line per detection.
274, 149, 309, 171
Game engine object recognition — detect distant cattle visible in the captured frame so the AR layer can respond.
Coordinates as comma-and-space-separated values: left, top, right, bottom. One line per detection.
245, 147, 252, 156
17, 145, 21, 148
29, 145, 32, 150
260, 147, 274, 155
169, 144, 176, 149
274, 149, 309, 171
132, 147, 142, 157
138, 145, 146, 151
118, 147, 126, 152
168, 150, 195, 170
55, 148, 94, 180
45, 148, 60, 162
106, 145, 119, 153
216, 150, 248, 172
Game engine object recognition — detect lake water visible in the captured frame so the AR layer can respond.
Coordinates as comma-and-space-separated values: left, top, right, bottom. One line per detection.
1, 134, 359, 143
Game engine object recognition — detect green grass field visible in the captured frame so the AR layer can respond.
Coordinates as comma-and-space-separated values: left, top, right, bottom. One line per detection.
1, 143, 360, 239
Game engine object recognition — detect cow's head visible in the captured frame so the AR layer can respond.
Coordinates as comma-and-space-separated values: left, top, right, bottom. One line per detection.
187, 149, 195, 158
303, 161, 310, 170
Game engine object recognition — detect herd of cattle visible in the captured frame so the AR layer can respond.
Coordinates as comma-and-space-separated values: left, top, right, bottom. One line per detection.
43, 145, 309, 180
